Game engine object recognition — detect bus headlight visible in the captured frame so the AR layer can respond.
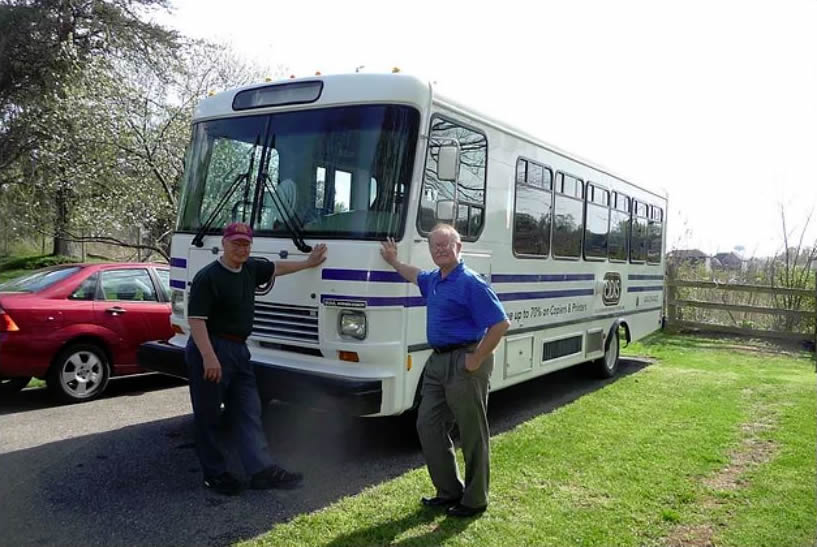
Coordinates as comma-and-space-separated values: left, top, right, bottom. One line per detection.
338, 310, 367, 340
171, 289, 185, 316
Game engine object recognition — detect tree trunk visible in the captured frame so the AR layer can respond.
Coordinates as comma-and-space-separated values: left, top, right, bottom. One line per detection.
52, 185, 76, 257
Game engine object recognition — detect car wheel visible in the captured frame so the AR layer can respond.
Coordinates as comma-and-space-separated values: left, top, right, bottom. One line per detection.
0, 376, 31, 395
594, 329, 620, 379
48, 343, 111, 403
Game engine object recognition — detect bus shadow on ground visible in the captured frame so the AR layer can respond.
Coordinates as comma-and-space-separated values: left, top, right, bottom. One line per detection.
0, 358, 649, 546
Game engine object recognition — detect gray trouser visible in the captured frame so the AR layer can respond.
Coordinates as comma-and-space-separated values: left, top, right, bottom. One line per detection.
417, 345, 494, 508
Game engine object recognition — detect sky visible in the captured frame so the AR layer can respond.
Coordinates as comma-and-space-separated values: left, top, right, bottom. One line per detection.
156, 0, 817, 258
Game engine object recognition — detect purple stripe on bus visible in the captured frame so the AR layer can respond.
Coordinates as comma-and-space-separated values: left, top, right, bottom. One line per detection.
627, 286, 664, 292
170, 279, 186, 289
170, 257, 187, 268
491, 273, 595, 283
322, 269, 407, 282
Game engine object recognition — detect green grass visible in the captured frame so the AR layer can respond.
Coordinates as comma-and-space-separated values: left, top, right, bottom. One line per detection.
26, 378, 46, 389
240, 333, 816, 547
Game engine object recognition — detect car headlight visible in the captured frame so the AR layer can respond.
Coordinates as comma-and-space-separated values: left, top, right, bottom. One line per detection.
171, 289, 185, 316
338, 310, 367, 340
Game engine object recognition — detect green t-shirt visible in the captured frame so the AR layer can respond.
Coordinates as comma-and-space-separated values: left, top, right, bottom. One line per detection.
187, 258, 276, 339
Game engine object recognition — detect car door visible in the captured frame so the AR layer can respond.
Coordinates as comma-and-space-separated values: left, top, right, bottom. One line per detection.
93, 267, 167, 372
147, 266, 174, 341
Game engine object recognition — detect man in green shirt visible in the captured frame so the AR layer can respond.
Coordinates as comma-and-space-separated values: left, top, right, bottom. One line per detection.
186, 222, 327, 495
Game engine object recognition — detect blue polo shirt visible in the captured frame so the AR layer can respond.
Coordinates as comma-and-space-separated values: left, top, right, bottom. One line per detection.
417, 261, 508, 348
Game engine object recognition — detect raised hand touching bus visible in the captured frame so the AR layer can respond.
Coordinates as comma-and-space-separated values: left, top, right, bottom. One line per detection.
274, 243, 328, 276
380, 237, 420, 284
306, 243, 328, 268
379, 237, 398, 266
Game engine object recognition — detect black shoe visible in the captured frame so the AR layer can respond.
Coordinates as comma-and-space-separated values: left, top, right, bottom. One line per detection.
446, 503, 487, 517
421, 496, 461, 507
250, 465, 303, 490
203, 472, 242, 496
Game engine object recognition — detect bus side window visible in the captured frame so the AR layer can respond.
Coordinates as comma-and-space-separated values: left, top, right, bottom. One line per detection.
647, 206, 663, 264
513, 158, 553, 257
630, 200, 649, 263
418, 116, 487, 240
584, 183, 609, 260
608, 192, 630, 262
552, 172, 584, 259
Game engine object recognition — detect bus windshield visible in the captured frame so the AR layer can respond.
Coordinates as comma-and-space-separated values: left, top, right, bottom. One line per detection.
177, 105, 420, 240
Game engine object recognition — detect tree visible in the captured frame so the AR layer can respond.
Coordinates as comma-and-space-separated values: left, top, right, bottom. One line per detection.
0, 0, 179, 255
0, 0, 178, 169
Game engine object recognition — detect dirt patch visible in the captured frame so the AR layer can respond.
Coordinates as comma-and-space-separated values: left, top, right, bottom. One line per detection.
662, 524, 717, 547
661, 403, 779, 547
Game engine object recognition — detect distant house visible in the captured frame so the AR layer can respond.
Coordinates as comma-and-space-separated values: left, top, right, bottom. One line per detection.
713, 252, 745, 271
667, 249, 712, 270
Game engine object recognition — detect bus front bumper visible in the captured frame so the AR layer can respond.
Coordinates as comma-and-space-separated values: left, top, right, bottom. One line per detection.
137, 341, 383, 416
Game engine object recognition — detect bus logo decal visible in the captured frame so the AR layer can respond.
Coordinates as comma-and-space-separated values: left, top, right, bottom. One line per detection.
602, 272, 622, 306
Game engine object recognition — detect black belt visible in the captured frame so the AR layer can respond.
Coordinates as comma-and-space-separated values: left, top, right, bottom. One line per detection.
432, 340, 479, 354
213, 333, 247, 344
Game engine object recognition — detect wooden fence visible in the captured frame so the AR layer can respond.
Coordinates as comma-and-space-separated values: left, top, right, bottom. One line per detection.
666, 279, 816, 344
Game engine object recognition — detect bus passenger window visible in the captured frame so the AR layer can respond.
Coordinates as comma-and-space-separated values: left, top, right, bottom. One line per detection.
647, 206, 663, 264
608, 192, 630, 262
584, 183, 609, 260
513, 158, 552, 257
552, 172, 584, 259
630, 200, 649, 263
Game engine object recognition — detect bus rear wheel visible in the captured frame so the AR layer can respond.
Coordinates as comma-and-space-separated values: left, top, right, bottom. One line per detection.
594, 329, 620, 378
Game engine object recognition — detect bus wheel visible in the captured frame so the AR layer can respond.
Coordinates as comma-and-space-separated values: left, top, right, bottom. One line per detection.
594, 329, 620, 378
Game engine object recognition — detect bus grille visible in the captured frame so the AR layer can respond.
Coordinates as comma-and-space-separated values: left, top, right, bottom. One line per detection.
252, 302, 319, 343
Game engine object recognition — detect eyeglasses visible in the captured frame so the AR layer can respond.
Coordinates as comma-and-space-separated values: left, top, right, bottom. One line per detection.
429, 241, 456, 251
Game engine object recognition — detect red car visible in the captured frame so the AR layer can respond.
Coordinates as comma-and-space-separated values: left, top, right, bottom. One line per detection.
0, 263, 173, 403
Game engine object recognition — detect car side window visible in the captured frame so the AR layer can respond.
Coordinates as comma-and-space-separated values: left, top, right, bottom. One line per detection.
69, 273, 99, 300
100, 269, 159, 302
155, 268, 170, 300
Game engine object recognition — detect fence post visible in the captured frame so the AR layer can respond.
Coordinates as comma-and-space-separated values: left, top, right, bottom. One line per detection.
666, 265, 677, 327
136, 226, 142, 262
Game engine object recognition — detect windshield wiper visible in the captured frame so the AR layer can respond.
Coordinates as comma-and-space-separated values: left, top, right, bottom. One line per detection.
250, 132, 313, 253
191, 136, 260, 248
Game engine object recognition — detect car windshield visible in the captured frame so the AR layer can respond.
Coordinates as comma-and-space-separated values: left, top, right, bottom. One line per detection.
177, 104, 420, 240
0, 266, 83, 293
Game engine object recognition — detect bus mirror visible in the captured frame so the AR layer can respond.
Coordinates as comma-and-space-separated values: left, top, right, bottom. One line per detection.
437, 144, 459, 182
435, 199, 456, 222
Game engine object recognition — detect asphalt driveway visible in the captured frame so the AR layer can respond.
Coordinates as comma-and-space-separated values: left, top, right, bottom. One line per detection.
0, 359, 648, 546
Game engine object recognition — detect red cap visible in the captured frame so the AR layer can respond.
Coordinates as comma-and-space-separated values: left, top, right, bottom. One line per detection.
223, 222, 253, 242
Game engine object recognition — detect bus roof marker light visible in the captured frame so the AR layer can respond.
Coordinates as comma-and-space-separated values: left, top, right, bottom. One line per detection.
232, 81, 324, 111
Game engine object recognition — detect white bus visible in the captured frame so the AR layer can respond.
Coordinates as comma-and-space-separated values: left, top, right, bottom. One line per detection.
138, 73, 667, 417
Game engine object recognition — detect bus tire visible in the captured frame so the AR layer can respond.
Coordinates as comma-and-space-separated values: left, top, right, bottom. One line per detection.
593, 329, 620, 378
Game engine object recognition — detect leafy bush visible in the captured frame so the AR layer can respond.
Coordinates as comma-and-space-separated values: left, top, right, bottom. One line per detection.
0, 255, 82, 272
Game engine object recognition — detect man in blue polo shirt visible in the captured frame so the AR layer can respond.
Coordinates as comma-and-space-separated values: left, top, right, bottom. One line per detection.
380, 224, 510, 517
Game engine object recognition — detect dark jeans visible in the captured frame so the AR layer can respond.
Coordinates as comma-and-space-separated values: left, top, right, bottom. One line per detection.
185, 337, 273, 478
